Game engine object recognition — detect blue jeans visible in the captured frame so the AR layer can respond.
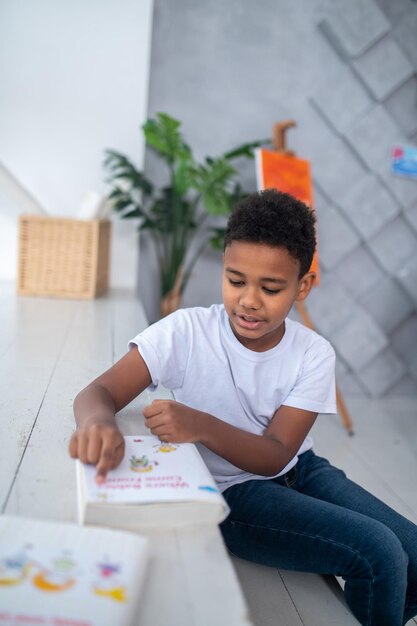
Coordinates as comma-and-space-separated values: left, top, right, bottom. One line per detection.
220, 450, 417, 626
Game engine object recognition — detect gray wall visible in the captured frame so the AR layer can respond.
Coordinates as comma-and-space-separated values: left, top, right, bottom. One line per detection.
140, 0, 417, 397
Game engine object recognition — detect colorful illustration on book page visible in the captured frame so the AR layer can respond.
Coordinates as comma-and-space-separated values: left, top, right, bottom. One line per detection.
0, 544, 127, 603
154, 442, 179, 454
129, 446, 182, 473
0, 546, 77, 592
198, 485, 218, 493
130, 454, 159, 473
32, 553, 77, 592
131, 438, 179, 452
92, 560, 127, 603
0, 518, 148, 626
0, 549, 31, 586
82, 435, 223, 503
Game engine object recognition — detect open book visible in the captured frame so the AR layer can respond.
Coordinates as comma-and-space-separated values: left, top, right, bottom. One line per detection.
0, 514, 149, 626
76, 435, 230, 531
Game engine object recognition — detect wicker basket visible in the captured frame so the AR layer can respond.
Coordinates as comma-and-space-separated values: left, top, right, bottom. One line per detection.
18, 215, 111, 299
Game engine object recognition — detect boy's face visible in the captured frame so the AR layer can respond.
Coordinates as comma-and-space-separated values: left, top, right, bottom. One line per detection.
222, 241, 314, 352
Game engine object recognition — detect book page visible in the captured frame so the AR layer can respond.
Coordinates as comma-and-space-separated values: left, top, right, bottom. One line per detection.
81, 436, 224, 506
0, 516, 149, 626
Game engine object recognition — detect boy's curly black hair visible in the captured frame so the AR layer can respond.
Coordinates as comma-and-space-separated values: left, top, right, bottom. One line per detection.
224, 189, 316, 277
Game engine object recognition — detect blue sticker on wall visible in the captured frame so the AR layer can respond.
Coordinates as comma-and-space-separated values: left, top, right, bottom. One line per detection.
391, 145, 417, 180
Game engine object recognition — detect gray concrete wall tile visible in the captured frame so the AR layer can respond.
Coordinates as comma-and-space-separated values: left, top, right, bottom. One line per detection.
305, 277, 355, 338
318, 4, 390, 59
310, 68, 372, 133
344, 105, 403, 170
393, 9, 417, 68
377, 166, 417, 210
148, 0, 417, 396
313, 140, 365, 198
409, 358, 417, 383
375, 0, 414, 25
405, 205, 417, 234
313, 185, 332, 212
337, 173, 400, 238
333, 245, 384, 297
390, 314, 417, 367
338, 372, 368, 395
367, 216, 417, 273
289, 105, 338, 166
357, 347, 407, 395
303, 107, 366, 198
335, 356, 349, 379
397, 254, 417, 305
388, 374, 417, 395
359, 276, 414, 333
352, 37, 414, 100
292, 106, 364, 199
384, 76, 417, 137
316, 202, 360, 269
331, 308, 388, 370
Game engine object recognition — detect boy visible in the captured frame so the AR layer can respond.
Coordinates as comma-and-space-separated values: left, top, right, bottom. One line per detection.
70, 189, 417, 626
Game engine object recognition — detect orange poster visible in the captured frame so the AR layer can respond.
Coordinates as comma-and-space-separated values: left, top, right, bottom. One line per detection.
255, 148, 320, 284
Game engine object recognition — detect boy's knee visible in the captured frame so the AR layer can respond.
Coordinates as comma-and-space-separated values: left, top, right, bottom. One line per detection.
351, 522, 408, 580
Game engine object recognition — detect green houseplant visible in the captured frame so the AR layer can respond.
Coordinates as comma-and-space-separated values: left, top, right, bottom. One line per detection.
104, 113, 269, 317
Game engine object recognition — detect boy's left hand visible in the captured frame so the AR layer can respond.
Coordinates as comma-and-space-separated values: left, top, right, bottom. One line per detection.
143, 400, 204, 443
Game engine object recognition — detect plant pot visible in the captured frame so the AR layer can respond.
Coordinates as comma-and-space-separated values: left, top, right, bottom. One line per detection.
160, 266, 183, 317
160, 289, 182, 317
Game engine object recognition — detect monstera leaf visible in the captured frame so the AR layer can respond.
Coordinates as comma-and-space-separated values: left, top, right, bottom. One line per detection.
143, 113, 191, 163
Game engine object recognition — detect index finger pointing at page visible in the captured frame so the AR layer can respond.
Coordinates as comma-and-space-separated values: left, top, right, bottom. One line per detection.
95, 447, 114, 485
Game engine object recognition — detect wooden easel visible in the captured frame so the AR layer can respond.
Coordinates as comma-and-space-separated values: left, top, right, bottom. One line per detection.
270, 121, 354, 435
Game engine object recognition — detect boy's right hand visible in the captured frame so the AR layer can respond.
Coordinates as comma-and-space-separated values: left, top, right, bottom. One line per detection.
69, 423, 125, 485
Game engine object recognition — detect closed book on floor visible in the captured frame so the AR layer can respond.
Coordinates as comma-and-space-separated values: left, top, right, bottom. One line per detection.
0, 514, 149, 626
76, 435, 230, 531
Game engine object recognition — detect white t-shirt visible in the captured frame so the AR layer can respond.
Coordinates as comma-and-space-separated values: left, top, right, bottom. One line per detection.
129, 304, 336, 492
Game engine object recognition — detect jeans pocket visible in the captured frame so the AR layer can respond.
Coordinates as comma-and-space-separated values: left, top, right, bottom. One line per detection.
284, 464, 298, 488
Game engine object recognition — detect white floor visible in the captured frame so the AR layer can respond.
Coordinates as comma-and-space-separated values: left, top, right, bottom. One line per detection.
233, 395, 417, 626
1, 282, 416, 625
0, 285, 250, 626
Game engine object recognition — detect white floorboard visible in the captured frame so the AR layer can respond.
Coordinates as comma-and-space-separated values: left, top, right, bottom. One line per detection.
0, 284, 250, 626
312, 398, 417, 522
231, 558, 304, 626
1, 282, 416, 625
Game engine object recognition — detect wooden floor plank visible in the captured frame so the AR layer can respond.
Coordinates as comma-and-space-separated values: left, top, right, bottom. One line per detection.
0, 282, 18, 357
0, 293, 76, 511
312, 400, 417, 521
112, 289, 149, 360
133, 529, 193, 626
279, 571, 358, 626
4, 291, 137, 520
177, 526, 252, 626
231, 557, 304, 626
59, 296, 114, 365
3, 289, 251, 626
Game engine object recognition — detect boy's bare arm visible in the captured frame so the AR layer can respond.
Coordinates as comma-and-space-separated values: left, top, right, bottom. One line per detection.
143, 401, 317, 476
69, 348, 152, 482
